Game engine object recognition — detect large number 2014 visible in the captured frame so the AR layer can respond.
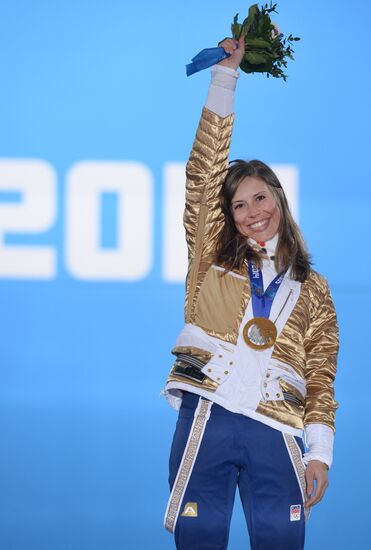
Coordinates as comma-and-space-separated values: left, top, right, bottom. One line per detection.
0, 160, 298, 282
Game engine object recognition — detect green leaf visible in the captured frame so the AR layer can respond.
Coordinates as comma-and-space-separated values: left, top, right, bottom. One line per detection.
247, 3, 259, 19
239, 58, 255, 73
244, 37, 271, 48
231, 22, 242, 38
245, 51, 269, 64
230, 2, 300, 80
241, 3, 259, 35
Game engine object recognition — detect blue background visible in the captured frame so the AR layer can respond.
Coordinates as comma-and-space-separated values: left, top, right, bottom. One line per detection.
0, 1, 370, 548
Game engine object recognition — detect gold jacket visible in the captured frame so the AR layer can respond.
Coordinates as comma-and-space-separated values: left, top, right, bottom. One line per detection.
166, 107, 339, 432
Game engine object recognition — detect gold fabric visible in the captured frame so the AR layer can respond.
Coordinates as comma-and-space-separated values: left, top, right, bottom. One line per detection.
279, 379, 305, 405
166, 107, 339, 431
167, 372, 218, 392
184, 107, 235, 323
169, 346, 217, 391
194, 267, 248, 340
171, 346, 212, 364
256, 399, 305, 430
302, 282, 339, 429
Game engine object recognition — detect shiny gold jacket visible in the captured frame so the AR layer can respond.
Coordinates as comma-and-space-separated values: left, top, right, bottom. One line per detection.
167, 107, 339, 432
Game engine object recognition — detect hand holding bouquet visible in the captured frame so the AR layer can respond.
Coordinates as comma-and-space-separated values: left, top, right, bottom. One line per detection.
186, 2, 300, 81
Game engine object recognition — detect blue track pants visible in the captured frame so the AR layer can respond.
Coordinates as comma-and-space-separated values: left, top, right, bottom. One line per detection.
166, 392, 307, 550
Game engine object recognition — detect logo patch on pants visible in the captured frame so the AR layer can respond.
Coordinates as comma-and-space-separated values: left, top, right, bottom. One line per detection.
290, 504, 301, 521
181, 502, 198, 517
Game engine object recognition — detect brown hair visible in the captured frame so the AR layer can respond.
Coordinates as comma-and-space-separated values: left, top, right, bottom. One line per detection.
215, 159, 312, 282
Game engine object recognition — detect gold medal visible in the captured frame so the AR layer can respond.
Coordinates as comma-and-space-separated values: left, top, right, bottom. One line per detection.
243, 317, 277, 350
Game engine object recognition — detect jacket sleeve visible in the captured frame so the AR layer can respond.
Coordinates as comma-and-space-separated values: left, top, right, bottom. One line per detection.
303, 280, 339, 431
184, 106, 234, 264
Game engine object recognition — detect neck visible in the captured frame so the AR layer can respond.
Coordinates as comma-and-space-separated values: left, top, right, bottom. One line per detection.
248, 233, 278, 256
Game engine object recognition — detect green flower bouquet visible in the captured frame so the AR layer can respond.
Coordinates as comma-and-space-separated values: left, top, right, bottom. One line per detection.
231, 2, 300, 80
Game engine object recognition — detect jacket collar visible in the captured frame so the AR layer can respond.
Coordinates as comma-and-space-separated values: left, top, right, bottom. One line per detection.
248, 233, 278, 258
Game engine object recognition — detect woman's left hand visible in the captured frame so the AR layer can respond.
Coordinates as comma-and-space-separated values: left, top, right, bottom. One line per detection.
218, 36, 245, 70
304, 460, 329, 508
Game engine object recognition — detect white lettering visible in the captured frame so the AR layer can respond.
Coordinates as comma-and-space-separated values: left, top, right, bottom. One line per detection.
0, 160, 56, 278
66, 161, 153, 280
0, 160, 298, 282
271, 164, 299, 221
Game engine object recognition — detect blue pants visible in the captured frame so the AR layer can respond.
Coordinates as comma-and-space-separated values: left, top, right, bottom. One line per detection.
167, 392, 306, 550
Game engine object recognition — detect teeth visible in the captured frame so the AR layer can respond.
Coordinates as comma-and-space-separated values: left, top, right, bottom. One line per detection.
250, 220, 267, 229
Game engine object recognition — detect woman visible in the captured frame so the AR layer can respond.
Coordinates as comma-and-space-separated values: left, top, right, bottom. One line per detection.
162, 36, 339, 550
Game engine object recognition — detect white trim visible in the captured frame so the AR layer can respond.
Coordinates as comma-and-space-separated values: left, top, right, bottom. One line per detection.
210, 264, 247, 280
164, 399, 212, 533
164, 382, 304, 437
282, 433, 305, 503
303, 423, 334, 469
282, 433, 311, 521
268, 276, 301, 338
164, 381, 304, 437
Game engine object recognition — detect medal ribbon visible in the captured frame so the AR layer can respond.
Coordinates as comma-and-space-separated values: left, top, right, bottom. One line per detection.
248, 261, 285, 318
186, 47, 230, 76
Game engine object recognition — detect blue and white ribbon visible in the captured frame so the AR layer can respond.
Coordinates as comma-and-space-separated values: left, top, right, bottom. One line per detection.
248, 261, 285, 318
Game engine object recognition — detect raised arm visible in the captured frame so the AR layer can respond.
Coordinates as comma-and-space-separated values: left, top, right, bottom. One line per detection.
184, 36, 244, 266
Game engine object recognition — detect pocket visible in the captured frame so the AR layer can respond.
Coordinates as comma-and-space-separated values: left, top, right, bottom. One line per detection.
201, 343, 236, 385
261, 368, 285, 402
194, 266, 246, 334
179, 391, 201, 417
294, 435, 305, 457
262, 365, 306, 405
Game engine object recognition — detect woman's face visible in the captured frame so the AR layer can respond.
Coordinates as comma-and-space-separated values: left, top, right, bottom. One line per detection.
230, 176, 280, 243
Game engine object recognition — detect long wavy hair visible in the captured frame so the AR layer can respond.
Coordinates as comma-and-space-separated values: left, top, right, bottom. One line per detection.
215, 159, 312, 282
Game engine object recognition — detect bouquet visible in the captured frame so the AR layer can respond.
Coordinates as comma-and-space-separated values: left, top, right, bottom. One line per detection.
231, 3, 300, 80
186, 2, 300, 81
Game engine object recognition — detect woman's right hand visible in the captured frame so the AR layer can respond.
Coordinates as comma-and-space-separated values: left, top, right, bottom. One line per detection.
218, 35, 245, 70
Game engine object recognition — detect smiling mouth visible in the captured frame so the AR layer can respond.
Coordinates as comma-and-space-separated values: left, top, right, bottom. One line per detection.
248, 218, 270, 231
